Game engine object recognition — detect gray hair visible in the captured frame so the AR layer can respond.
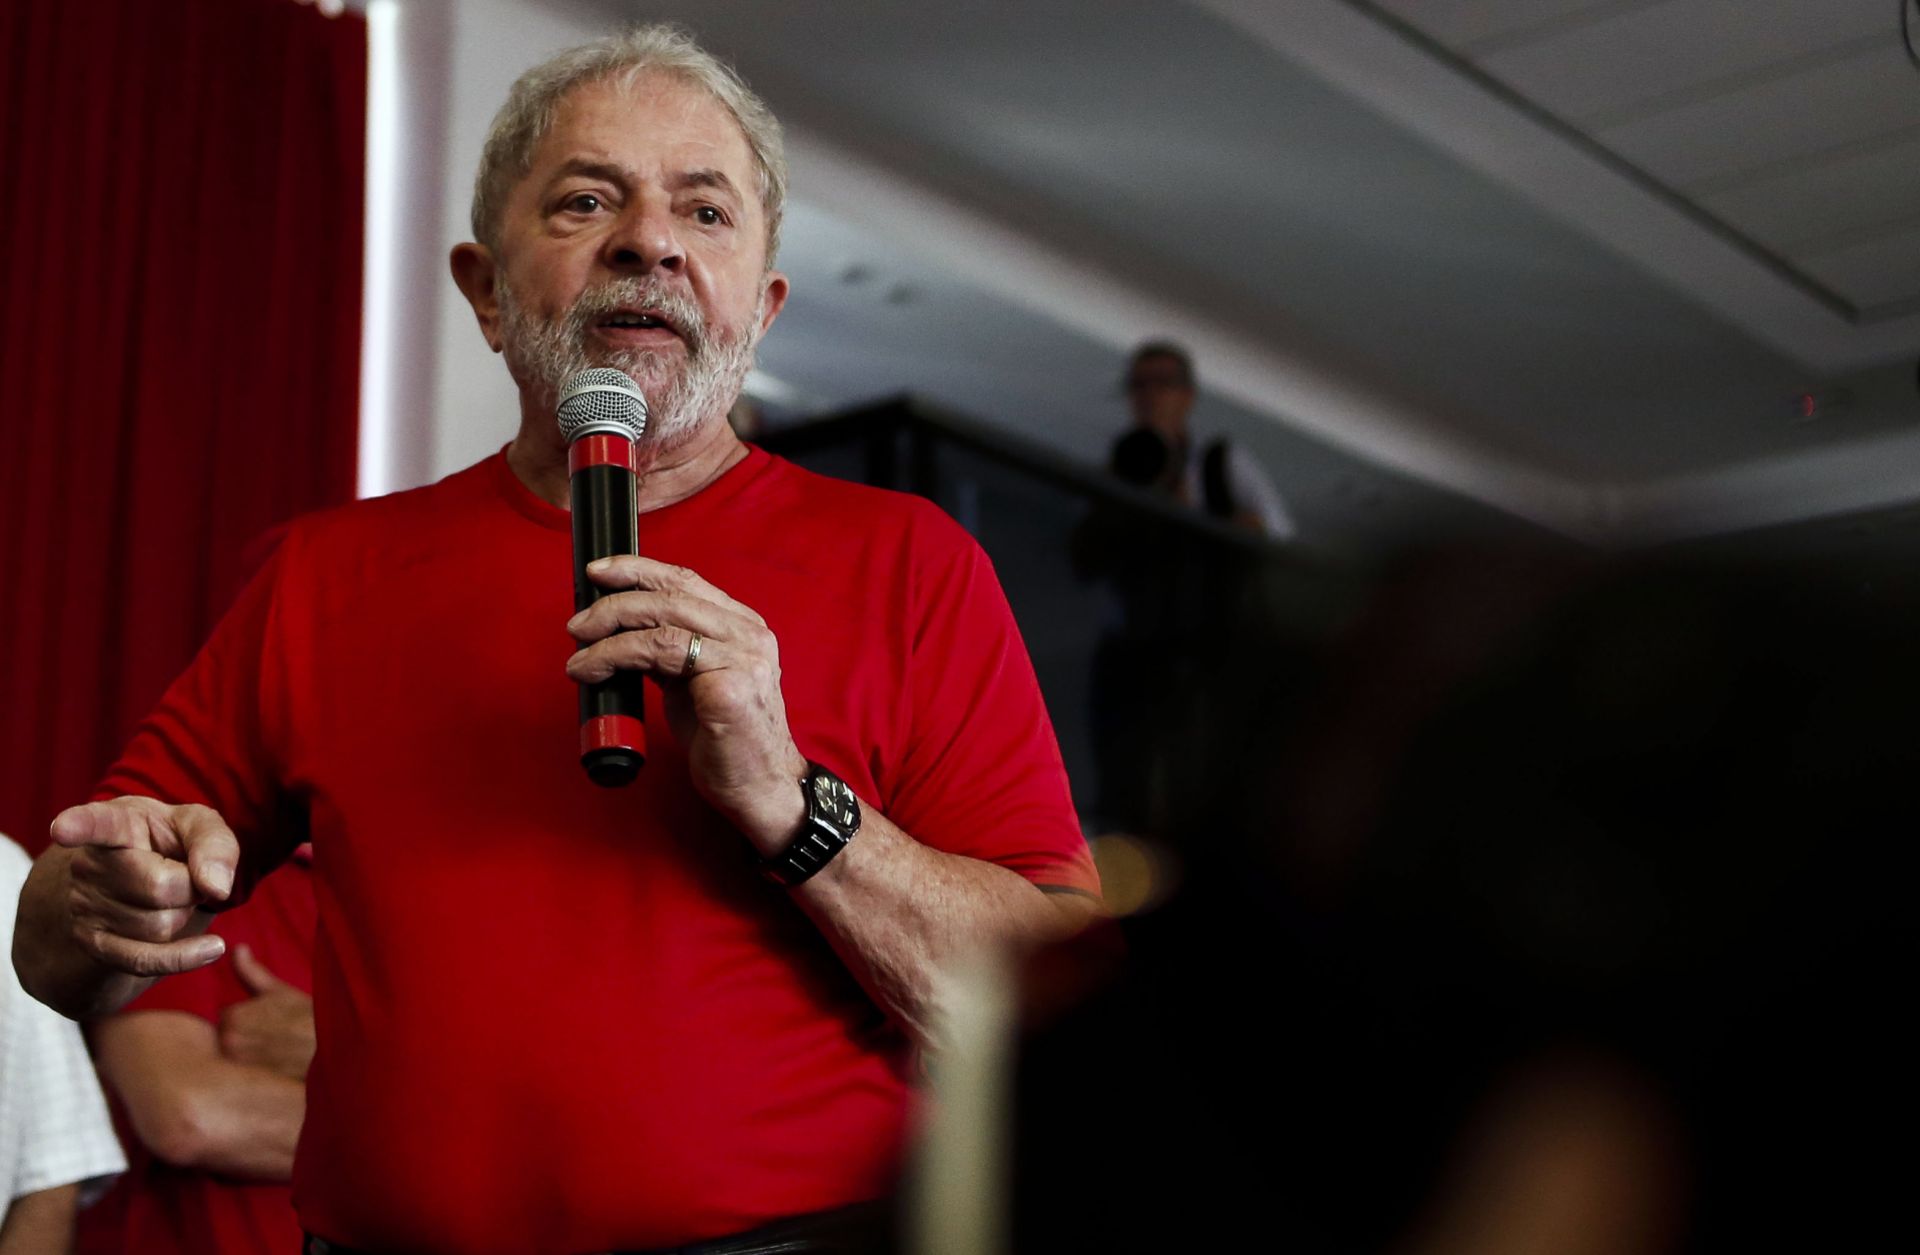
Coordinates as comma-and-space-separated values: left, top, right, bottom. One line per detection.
470, 24, 787, 265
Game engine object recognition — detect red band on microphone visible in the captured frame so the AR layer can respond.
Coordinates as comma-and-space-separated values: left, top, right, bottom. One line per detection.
581, 713, 646, 759
569, 434, 637, 475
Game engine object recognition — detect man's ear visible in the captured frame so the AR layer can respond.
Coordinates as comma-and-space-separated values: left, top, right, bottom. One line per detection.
450, 243, 504, 352
757, 271, 790, 338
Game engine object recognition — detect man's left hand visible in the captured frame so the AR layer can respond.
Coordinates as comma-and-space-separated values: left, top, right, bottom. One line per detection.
566, 556, 807, 852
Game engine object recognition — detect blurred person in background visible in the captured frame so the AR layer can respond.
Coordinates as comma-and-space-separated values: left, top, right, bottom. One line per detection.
78, 852, 315, 1255
1108, 340, 1294, 540
998, 550, 1913, 1252
1073, 340, 1297, 837
0, 833, 124, 1253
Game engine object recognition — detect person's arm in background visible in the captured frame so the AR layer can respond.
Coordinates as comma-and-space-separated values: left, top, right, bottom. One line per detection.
91, 943, 313, 1182
91, 1008, 305, 1182
0, 1183, 77, 1255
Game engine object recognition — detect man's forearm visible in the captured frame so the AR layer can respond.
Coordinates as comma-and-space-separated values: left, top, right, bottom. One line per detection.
14, 847, 158, 1019
561, 553, 1099, 1047
791, 810, 1097, 1050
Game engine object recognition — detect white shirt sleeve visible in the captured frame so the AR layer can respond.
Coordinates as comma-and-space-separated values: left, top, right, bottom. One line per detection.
1224, 441, 1297, 541
0, 837, 127, 1219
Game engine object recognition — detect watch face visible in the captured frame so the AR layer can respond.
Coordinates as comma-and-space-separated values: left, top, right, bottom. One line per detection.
810, 771, 860, 832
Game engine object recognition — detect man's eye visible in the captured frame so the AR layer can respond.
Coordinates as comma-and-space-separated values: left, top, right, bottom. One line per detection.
694, 206, 724, 226
564, 193, 602, 213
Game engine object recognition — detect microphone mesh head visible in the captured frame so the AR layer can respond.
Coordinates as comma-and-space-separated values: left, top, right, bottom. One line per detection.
556, 368, 648, 443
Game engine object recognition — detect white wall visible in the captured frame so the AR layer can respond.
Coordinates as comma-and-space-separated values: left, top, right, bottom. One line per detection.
357, 0, 444, 497
365, 0, 613, 494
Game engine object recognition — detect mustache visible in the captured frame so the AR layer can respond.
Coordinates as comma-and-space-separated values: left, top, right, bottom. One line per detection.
562, 278, 709, 357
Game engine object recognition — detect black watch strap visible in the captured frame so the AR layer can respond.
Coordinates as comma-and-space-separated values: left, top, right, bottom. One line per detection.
762, 762, 861, 887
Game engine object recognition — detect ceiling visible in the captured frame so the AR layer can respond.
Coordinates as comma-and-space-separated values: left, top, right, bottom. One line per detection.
568, 0, 1920, 548
1367, 0, 1920, 342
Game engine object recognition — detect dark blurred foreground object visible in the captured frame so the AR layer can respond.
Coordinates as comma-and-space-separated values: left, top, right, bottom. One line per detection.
1007, 552, 1916, 1253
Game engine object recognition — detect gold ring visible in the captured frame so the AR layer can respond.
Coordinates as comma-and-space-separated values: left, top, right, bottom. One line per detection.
683, 632, 703, 676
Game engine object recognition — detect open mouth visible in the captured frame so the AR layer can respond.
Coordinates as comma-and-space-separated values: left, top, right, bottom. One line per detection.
597, 308, 681, 336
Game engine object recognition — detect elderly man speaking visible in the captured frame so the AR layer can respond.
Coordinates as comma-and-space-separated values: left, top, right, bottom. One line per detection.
14, 25, 1098, 1255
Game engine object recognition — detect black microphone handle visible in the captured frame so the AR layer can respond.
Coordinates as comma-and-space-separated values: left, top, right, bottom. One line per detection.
571, 452, 645, 786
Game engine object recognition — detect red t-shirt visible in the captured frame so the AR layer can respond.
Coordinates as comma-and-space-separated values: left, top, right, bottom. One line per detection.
78, 860, 315, 1255
100, 447, 1097, 1254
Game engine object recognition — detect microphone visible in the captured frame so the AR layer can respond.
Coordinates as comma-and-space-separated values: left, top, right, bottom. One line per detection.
557, 368, 649, 787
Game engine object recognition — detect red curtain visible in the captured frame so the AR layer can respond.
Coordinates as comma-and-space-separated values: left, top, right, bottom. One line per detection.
0, 0, 365, 854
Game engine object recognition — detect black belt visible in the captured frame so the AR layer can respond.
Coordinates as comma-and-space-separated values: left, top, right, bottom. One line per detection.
303, 1200, 894, 1255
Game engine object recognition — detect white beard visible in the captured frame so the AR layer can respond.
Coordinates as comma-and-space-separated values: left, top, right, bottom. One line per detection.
498, 272, 763, 451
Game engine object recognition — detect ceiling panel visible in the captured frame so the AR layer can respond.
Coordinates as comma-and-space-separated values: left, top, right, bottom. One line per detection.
1478, 0, 1891, 124
1371, 0, 1920, 324
1698, 134, 1920, 251
1596, 50, 1920, 186
1799, 231, 1920, 310
1371, 0, 1645, 50
615, 0, 1855, 489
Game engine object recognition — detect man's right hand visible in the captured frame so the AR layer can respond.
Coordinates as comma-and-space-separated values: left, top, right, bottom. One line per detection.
47, 796, 240, 977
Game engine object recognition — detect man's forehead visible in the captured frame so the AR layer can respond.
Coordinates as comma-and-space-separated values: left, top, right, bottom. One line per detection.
534, 75, 754, 181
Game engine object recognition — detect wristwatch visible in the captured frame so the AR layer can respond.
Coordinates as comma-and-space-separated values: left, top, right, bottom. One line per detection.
762, 761, 861, 886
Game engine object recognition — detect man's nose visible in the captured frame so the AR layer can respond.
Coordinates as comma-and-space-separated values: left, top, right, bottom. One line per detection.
602, 200, 684, 275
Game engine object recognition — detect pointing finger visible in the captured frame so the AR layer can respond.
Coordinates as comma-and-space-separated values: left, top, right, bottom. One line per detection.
49, 798, 159, 852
